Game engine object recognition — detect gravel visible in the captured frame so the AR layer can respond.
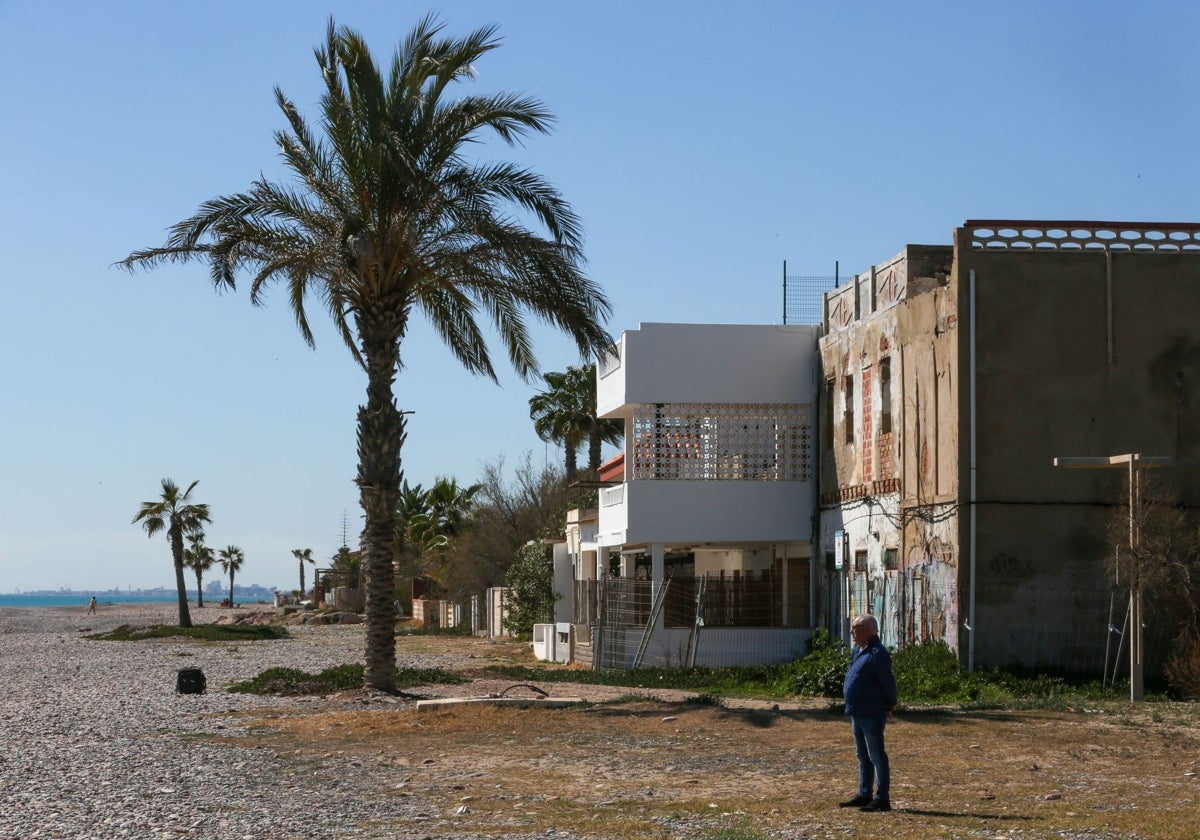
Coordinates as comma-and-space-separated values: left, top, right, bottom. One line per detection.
0, 603, 560, 840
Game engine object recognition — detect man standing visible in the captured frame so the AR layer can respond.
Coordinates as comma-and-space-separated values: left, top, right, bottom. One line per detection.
839, 614, 897, 812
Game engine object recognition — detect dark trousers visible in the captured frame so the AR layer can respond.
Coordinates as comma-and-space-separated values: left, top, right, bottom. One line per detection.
851, 712, 890, 801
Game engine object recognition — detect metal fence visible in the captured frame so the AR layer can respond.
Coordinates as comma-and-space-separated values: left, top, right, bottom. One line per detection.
586, 573, 806, 670
783, 271, 839, 325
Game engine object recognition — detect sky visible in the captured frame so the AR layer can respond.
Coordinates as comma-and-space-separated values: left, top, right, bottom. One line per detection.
3, 1, 1200, 593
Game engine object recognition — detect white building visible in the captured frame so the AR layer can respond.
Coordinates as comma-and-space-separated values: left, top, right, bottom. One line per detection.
568, 322, 821, 667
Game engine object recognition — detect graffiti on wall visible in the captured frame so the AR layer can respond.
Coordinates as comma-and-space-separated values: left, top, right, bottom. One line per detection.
904, 539, 958, 651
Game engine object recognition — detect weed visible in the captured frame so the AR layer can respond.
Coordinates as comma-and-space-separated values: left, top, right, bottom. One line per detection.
228, 664, 467, 695
87, 624, 288, 642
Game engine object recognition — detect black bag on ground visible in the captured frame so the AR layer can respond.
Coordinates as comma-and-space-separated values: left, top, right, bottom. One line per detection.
176, 667, 206, 694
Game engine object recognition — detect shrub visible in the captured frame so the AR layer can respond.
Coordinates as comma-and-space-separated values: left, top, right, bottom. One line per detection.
88, 623, 288, 642
1165, 634, 1200, 700
503, 540, 555, 637
892, 639, 969, 702
228, 664, 467, 695
776, 627, 850, 697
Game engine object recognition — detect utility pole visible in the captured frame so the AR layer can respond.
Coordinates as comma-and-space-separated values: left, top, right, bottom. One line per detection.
1053, 453, 1171, 701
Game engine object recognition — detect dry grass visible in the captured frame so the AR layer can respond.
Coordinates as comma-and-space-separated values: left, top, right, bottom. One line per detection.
231, 689, 1200, 839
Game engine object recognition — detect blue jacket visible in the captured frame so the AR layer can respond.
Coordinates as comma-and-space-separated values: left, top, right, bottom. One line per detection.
843, 635, 897, 716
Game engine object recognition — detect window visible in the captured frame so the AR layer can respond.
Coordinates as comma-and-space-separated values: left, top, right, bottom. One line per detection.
854, 550, 868, 572
879, 357, 892, 434
843, 374, 855, 444
883, 548, 898, 570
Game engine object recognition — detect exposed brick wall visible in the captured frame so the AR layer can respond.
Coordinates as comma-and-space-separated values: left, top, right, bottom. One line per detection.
861, 367, 873, 482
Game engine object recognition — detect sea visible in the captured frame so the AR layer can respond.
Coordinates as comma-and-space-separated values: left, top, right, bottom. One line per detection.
0, 593, 180, 608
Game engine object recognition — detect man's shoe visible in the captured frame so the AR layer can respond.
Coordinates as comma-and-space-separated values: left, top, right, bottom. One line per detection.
860, 799, 892, 812
838, 795, 872, 808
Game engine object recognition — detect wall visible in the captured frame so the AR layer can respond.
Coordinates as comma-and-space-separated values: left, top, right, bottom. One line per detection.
598, 322, 820, 419
611, 479, 814, 546
959, 233, 1200, 671
818, 245, 958, 649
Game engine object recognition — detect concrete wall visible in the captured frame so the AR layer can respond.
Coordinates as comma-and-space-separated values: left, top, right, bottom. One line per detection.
958, 237, 1200, 671
609, 479, 813, 546
598, 322, 819, 419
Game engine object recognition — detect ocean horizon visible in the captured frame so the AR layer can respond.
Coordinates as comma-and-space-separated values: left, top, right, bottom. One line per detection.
0, 593, 189, 608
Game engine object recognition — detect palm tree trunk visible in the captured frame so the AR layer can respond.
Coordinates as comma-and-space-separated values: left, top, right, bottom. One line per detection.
169, 524, 193, 628
228, 570, 235, 607
588, 427, 603, 475
565, 444, 578, 483
195, 570, 205, 609
358, 318, 405, 692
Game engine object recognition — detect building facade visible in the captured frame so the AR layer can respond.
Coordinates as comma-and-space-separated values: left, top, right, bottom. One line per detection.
819, 221, 1200, 673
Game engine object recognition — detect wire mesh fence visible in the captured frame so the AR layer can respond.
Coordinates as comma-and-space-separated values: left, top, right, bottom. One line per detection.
578, 574, 1172, 681
588, 575, 810, 670
783, 273, 839, 325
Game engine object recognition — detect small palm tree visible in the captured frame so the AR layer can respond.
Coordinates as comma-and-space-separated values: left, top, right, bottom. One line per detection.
530, 365, 622, 480
292, 548, 315, 596
132, 479, 211, 627
119, 18, 612, 691
218, 546, 245, 608
185, 532, 216, 608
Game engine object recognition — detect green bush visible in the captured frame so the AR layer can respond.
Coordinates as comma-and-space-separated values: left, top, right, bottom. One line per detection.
776, 627, 850, 698
503, 540, 555, 637
893, 639, 971, 702
228, 663, 467, 695
88, 623, 288, 642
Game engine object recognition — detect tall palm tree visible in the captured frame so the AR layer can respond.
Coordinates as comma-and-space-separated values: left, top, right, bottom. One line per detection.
529, 365, 622, 480
218, 545, 245, 608
185, 532, 216, 608
132, 479, 211, 628
293, 548, 315, 596
118, 18, 612, 691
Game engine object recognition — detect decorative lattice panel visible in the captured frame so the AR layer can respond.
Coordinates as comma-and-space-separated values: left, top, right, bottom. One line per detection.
631, 403, 812, 481
967, 220, 1200, 252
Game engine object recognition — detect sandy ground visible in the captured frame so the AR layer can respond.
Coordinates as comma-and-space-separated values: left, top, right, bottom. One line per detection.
6, 602, 1200, 839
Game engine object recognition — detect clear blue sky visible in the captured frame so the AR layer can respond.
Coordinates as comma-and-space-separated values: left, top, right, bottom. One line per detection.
3, 1, 1198, 592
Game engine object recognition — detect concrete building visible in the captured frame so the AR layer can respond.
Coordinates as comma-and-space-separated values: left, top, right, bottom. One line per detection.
819, 220, 1200, 674
583, 321, 822, 667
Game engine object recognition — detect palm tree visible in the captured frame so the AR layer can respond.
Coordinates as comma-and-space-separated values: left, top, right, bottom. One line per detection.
218, 545, 245, 608
529, 364, 622, 480
119, 18, 611, 690
185, 532, 216, 608
132, 479, 211, 627
293, 548, 315, 597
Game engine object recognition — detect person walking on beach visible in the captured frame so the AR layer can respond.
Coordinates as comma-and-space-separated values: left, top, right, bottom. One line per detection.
87, 596, 97, 614
839, 614, 897, 813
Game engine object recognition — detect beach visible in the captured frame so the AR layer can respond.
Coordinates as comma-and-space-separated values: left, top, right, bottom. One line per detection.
0, 602, 537, 840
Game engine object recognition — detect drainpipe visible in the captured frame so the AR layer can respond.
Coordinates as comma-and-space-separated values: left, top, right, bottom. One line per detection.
968, 269, 978, 672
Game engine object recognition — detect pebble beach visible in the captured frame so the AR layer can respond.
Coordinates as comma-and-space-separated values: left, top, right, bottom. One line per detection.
0, 602, 542, 840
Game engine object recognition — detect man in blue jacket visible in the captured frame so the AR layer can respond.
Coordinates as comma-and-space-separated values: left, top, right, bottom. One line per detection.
839, 614, 897, 812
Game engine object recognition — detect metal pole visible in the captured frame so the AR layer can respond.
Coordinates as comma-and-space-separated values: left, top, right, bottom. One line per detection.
1129, 455, 1144, 701
782, 260, 787, 324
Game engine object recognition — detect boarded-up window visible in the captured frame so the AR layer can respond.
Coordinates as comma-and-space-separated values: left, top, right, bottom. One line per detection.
883, 548, 898, 570
854, 550, 868, 572
879, 357, 892, 434
843, 375, 854, 444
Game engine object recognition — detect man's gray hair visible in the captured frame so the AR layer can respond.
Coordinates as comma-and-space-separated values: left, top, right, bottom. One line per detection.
852, 614, 878, 634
